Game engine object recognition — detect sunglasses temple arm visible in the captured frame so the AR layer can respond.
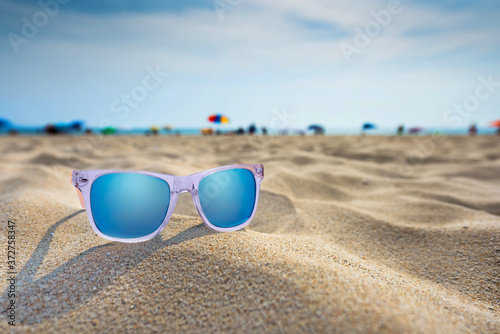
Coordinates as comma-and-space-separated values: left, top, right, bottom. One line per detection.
71, 171, 86, 209
75, 189, 85, 208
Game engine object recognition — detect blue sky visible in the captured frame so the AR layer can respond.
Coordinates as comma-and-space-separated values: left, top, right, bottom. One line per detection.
1, 0, 499, 130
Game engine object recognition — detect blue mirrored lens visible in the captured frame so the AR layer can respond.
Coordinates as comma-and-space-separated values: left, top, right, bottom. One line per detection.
90, 173, 170, 239
199, 169, 256, 228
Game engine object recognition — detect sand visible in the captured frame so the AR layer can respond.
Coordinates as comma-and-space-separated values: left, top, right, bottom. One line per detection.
0, 135, 499, 333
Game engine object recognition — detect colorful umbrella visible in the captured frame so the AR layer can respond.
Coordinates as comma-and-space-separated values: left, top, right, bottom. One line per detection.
408, 127, 423, 134
208, 114, 229, 124
201, 128, 214, 135
308, 124, 324, 131
308, 124, 325, 135
150, 126, 159, 135
362, 123, 376, 130
101, 126, 116, 135
489, 120, 500, 127
69, 120, 84, 131
0, 118, 11, 128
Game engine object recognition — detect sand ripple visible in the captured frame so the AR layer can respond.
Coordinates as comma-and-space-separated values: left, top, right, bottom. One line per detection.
0, 135, 498, 333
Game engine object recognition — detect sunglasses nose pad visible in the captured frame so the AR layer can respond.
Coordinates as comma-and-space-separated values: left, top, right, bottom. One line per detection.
171, 176, 198, 216
173, 176, 195, 194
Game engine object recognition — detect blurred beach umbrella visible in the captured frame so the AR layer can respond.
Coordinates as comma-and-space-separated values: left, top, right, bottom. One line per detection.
308, 124, 325, 135
0, 118, 11, 128
489, 120, 500, 127
408, 127, 423, 134
208, 114, 229, 124
491, 120, 500, 136
201, 128, 214, 135
69, 120, 84, 131
308, 124, 324, 131
101, 126, 116, 135
150, 126, 159, 135
362, 123, 376, 130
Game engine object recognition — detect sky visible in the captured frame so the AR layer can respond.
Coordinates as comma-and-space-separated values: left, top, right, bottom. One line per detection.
1, 0, 500, 130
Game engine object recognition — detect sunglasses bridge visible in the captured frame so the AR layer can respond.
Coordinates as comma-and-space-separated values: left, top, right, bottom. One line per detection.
172, 176, 196, 195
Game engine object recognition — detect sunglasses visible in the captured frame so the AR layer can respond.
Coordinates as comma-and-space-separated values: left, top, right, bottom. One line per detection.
71, 164, 264, 243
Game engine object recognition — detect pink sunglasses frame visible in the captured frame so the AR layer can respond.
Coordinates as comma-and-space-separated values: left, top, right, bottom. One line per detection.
71, 164, 264, 243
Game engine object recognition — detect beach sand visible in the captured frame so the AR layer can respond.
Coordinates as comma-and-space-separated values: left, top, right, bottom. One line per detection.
0, 135, 499, 333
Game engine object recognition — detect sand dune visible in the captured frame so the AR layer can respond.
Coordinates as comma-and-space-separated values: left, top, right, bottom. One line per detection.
0, 135, 499, 333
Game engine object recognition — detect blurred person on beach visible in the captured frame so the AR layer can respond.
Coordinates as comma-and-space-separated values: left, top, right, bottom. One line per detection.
248, 124, 257, 135
468, 124, 478, 136
397, 125, 404, 136
44, 124, 60, 135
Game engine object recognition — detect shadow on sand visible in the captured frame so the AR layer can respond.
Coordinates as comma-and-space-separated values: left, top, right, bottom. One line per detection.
1, 210, 217, 324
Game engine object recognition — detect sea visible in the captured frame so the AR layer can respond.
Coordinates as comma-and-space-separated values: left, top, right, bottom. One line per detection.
0, 126, 497, 136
